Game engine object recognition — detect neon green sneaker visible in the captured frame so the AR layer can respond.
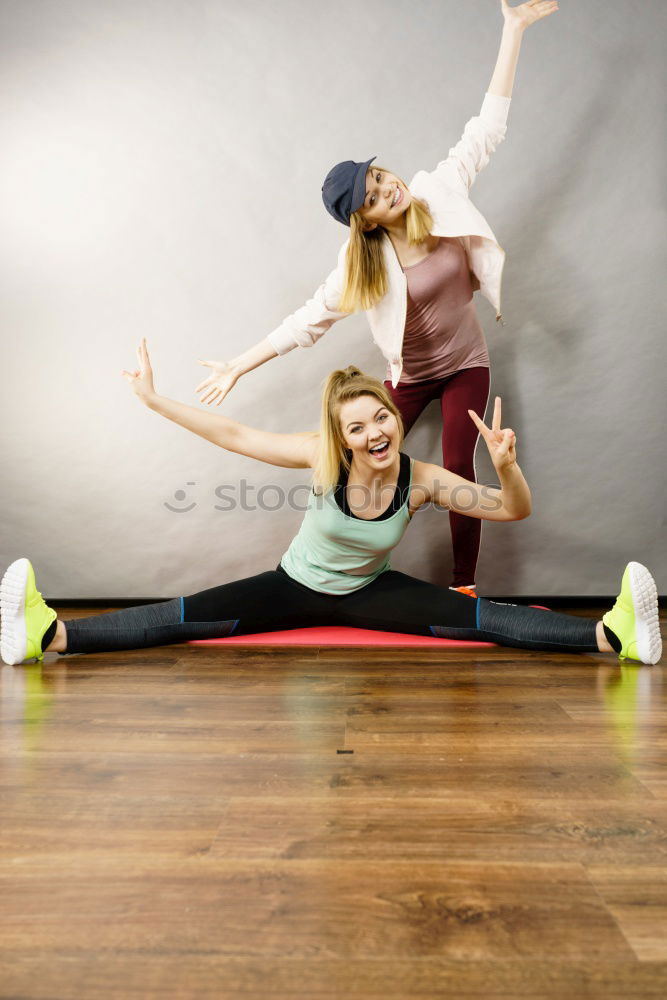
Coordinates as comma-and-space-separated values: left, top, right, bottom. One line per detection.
0, 558, 57, 665
602, 562, 662, 665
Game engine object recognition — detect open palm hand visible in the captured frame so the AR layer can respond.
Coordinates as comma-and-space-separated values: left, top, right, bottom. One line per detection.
501, 0, 559, 32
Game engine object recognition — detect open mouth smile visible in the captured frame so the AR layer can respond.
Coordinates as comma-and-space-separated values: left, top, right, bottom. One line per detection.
368, 441, 390, 458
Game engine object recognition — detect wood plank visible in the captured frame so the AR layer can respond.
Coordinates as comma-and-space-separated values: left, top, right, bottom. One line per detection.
0, 749, 649, 802
0, 859, 633, 960
2, 954, 666, 999
0, 718, 345, 754
0, 789, 225, 856
587, 866, 667, 961
206, 797, 667, 864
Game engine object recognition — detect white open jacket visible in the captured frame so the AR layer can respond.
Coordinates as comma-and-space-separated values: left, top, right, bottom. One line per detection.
267, 92, 511, 388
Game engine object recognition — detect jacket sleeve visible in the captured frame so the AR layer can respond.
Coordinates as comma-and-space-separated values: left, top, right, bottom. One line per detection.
266, 242, 351, 355
433, 92, 511, 194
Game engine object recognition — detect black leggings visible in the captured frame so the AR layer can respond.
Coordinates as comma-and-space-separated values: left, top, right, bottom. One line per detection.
61, 567, 600, 656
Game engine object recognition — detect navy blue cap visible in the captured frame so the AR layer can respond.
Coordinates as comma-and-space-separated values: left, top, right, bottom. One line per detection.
321, 156, 376, 226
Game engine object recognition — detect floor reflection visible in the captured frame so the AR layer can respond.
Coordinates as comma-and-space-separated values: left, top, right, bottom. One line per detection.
0, 662, 66, 753
596, 663, 663, 762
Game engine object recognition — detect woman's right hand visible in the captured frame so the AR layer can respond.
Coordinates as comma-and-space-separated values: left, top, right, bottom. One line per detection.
121, 338, 157, 406
468, 396, 517, 476
195, 359, 241, 407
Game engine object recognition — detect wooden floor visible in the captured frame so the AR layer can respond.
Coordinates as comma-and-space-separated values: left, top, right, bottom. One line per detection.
1, 606, 666, 1000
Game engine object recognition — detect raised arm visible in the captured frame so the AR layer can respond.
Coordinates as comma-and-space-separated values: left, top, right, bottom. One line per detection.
411, 397, 531, 522
489, 1, 559, 99
122, 339, 319, 469
424, 1, 558, 194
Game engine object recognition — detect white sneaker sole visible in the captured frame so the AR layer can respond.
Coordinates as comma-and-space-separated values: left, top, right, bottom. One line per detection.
0, 558, 30, 665
628, 561, 662, 665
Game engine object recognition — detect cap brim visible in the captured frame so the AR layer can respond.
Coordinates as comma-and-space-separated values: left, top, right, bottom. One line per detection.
350, 156, 376, 216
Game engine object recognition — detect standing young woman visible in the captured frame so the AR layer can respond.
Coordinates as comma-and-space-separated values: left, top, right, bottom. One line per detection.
0, 340, 660, 667
193, 0, 559, 595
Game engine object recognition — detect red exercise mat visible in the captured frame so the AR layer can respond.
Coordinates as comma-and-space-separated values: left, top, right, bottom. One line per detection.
189, 626, 495, 648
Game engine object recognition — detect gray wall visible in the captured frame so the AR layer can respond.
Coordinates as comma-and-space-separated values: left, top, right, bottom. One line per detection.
1, 0, 665, 598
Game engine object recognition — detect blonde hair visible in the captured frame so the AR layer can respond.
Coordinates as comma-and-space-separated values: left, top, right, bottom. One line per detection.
338, 169, 434, 313
313, 366, 404, 494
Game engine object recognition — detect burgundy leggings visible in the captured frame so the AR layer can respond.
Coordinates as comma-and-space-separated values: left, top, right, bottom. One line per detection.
385, 366, 490, 588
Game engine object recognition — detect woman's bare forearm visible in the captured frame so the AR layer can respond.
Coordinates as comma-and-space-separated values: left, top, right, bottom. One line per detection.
146, 392, 241, 450
487, 22, 525, 99
229, 336, 278, 378
497, 461, 532, 520
145, 390, 318, 468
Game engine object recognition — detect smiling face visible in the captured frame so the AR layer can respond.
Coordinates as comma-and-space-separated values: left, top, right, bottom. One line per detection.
357, 167, 412, 231
338, 393, 401, 471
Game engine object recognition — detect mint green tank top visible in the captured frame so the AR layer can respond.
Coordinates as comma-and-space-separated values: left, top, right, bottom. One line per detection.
280, 453, 413, 595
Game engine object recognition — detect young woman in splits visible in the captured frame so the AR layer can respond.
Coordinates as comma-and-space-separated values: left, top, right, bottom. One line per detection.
193, 0, 559, 596
0, 340, 661, 666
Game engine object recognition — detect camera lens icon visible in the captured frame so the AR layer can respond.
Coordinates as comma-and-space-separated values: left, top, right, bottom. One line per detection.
164, 482, 198, 513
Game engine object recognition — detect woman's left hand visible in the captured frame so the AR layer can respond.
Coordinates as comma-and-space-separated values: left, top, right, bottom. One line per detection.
121, 338, 157, 405
501, 0, 559, 33
468, 396, 517, 475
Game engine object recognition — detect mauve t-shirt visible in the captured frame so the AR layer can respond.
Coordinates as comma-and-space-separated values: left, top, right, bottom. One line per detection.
390, 237, 490, 384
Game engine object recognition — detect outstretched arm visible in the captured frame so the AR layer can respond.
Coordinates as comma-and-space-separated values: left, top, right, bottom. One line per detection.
489, 0, 559, 99
195, 337, 278, 408
122, 340, 318, 469
428, 1, 558, 193
195, 242, 351, 408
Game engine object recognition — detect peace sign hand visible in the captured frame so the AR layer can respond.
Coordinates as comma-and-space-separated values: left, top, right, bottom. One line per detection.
121, 338, 157, 406
468, 396, 517, 474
